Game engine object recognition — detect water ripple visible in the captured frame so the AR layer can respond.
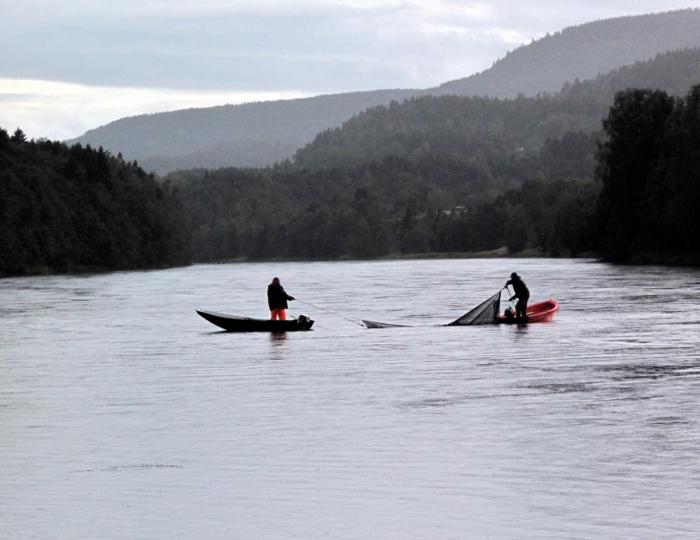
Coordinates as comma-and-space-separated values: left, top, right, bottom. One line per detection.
1, 259, 700, 539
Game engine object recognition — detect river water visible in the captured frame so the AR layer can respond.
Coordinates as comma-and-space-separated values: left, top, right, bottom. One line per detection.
1, 258, 699, 539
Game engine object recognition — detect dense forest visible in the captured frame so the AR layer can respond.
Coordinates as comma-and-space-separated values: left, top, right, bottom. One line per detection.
0, 129, 190, 276
173, 150, 598, 262
597, 86, 700, 263
170, 84, 603, 260
170, 48, 700, 265
6, 85, 697, 277
5, 45, 700, 275
72, 9, 700, 173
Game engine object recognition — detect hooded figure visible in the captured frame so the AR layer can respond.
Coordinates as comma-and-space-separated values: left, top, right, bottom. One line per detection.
267, 277, 295, 320
505, 272, 530, 321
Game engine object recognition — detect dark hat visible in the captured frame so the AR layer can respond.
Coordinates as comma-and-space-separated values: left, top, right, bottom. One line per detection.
510, 272, 518, 278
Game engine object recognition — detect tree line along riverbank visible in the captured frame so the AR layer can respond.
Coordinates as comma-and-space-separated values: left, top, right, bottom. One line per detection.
2, 85, 699, 277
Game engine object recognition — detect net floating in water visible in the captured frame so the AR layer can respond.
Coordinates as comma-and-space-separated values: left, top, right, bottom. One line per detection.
362, 290, 503, 328
447, 291, 501, 326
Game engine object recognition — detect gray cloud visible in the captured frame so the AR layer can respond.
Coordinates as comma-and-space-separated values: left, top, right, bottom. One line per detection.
0, 78, 307, 140
2, 0, 694, 93
1, 0, 696, 139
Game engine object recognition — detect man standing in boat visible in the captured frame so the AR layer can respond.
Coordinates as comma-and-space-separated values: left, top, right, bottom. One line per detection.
505, 272, 530, 321
267, 277, 295, 321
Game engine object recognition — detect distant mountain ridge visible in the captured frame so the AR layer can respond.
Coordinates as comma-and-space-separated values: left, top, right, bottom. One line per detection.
292, 47, 700, 171
436, 8, 700, 97
71, 89, 421, 172
70, 8, 700, 174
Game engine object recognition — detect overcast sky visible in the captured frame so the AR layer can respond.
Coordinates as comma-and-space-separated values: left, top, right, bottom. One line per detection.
1, 0, 697, 139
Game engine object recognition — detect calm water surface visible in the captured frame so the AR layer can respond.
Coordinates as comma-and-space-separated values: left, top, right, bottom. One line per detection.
2, 258, 700, 539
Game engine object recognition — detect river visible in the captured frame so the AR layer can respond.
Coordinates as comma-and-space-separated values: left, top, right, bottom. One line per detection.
1, 258, 699, 539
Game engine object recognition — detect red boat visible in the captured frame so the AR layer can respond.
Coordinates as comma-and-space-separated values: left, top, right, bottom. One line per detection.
497, 299, 559, 324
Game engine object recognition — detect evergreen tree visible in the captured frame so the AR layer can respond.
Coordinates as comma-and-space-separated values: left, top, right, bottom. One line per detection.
596, 89, 675, 259
0, 129, 191, 276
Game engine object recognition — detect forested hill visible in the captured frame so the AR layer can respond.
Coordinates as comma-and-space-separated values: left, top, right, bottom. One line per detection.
437, 8, 700, 97
171, 85, 700, 264
0, 129, 190, 276
169, 47, 700, 264
71, 9, 700, 173
294, 48, 700, 170
70, 89, 420, 174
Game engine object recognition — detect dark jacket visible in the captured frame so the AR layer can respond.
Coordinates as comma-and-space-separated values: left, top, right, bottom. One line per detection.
267, 282, 294, 310
506, 275, 530, 300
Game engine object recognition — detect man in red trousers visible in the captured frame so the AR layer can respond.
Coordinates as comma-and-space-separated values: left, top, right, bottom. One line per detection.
267, 277, 295, 320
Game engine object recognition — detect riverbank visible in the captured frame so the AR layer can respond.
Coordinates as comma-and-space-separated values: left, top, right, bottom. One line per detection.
8, 245, 700, 279
197, 246, 557, 265
0, 247, 593, 278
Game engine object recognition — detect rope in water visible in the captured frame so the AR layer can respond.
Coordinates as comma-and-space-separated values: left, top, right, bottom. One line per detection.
295, 298, 366, 328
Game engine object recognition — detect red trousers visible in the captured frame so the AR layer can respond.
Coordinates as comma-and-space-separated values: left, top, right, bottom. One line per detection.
270, 309, 287, 321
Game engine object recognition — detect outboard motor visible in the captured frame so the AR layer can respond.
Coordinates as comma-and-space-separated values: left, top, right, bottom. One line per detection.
296, 314, 314, 329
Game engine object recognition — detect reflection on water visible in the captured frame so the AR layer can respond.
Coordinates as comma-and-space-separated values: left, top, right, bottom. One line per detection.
269, 331, 288, 361
1, 259, 700, 539
525, 381, 596, 394
597, 362, 700, 381
269, 331, 288, 344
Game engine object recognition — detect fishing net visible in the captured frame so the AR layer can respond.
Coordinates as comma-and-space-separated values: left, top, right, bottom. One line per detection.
447, 290, 501, 325
362, 319, 407, 329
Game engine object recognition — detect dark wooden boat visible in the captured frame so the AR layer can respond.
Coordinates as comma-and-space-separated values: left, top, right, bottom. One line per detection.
196, 310, 314, 332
